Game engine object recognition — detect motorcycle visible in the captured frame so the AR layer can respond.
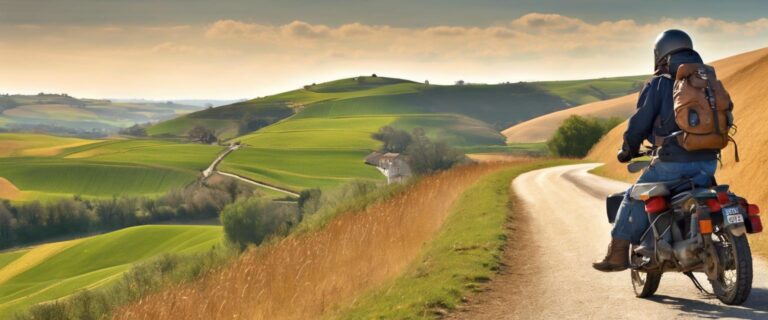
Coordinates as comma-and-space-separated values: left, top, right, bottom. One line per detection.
606, 150, 763, 305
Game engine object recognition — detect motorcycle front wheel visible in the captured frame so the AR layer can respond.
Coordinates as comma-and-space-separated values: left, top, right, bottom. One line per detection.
710, 231, 753, 305
631, 269, 662, 298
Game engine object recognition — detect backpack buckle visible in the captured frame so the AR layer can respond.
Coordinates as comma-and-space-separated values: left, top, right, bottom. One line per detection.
697, 67, 708, 80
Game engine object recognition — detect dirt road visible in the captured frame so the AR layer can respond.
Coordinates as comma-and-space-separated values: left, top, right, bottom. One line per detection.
454, 163, 768, 319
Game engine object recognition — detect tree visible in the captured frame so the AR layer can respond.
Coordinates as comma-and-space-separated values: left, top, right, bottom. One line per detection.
405, 128, 467, 175
371, 126, 412, 153
220, 198, 296, 248
0, 203, 14, 245
119, 124, 147, 137
455, 80, 465, 85
546, 115, 622, 157
188, 126, 218, 144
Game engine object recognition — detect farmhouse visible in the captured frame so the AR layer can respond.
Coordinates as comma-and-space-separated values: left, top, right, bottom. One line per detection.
365, 152, 412, 184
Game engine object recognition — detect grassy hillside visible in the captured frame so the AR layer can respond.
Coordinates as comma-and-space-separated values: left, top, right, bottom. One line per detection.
151, 75, 645, 140
503, 94, 638, 143
0, 133, 99, 157
159, 75, 641, 191
219, 148, 382, 191
0, 94, 203, 133
587, 47, 768, 257
0, 134, 223, 200
0, 225, 222, 318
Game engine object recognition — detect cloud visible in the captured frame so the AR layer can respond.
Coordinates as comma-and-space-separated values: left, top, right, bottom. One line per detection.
1, 13, 767, 98
282, 20, 330, 38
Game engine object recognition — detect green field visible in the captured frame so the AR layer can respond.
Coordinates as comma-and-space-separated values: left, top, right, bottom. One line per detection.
219, 148, 383, 191
0, 159, 195, 199
198, 75, 644, 191
0, 225, 223, 317
0, 133, 100, 157
153, 75, 645, 140
0, 135, 223, 200
0, 94, 203, 132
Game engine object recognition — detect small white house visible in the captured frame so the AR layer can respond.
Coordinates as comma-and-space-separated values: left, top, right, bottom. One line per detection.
365, 152, 412, 184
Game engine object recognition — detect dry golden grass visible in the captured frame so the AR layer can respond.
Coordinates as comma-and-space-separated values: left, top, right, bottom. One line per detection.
20, 141, 98, 157
0, 238, 84, 285
502, 94, 638, 143
588, 47, 768, 256
467, 153, 532, 163
0, 177, 20, 200
113, 161, 526, 320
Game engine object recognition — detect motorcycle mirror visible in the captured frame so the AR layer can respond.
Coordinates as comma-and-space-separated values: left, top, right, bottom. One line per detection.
628, 161, 651, 173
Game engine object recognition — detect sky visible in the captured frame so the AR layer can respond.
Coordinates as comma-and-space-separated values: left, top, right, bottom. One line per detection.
1, 0, 767, 99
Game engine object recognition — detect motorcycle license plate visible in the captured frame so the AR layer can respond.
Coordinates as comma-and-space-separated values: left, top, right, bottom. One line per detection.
723, 206, 744, 225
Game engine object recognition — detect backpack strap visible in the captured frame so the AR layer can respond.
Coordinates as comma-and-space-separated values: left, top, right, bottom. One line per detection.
729, 135, 740, 162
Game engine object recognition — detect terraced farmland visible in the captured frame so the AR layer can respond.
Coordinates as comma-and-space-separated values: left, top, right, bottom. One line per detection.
0, 225, 223, 318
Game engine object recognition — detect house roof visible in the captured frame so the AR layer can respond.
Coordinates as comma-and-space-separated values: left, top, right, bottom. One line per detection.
364, 151, 384, 166
380, 152, 401, 161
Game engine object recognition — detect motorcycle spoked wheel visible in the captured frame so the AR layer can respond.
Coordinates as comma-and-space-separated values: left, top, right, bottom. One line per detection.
631, 269, 662, 298
710, 231, 753, 305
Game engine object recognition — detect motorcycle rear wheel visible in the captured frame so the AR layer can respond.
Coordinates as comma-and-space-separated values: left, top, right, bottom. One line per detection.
631, 269, 662, 298
710, 231, 753, 305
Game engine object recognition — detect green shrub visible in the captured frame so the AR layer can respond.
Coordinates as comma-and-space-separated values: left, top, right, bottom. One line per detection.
547, 115, 622, 157
220, 198, 297, 248
406, 128, 468, 175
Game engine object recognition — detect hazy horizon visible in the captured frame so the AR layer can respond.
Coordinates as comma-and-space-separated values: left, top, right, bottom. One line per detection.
2, 0, 767, 99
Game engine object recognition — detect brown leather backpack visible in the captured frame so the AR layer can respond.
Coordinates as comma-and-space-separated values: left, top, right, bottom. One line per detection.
672, 63, 738, 160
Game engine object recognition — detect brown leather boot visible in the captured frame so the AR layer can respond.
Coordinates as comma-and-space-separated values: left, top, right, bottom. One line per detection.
592, 238, 630, 272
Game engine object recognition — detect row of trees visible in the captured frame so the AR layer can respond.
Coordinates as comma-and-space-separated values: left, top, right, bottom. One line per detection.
0, 180, 251, 249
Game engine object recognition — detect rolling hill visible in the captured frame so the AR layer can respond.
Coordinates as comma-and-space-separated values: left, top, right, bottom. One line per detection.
0, 134, 223, 201
0, 225, 222, 318
502, 94, 638, 143
150, 75, 644, 191
505, 47, 768, 144
0, 94, 204, 134
149, 75, 646, 141
588, 47, 768, 245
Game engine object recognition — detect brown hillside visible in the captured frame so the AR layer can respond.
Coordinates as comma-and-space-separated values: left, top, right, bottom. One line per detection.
114, 162, 523, 320
588, 47, 768, 253
504, 47, 768, 144
502, 94, 637, 143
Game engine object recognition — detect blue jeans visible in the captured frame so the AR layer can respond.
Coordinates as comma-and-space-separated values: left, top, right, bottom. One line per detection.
611, 160, 717, 244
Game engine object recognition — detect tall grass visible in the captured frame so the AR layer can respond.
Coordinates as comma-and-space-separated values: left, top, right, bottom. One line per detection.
112, 162, 516, 319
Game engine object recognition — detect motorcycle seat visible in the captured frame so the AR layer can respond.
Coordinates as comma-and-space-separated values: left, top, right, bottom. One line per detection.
630, 179, 694, 200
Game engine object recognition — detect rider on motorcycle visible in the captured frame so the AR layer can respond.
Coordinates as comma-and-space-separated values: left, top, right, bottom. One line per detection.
593, 29, 720, 272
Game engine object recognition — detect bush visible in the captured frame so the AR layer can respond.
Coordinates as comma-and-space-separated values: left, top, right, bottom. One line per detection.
220, 198, 297, 248
371, 126, 412, 153
547, 115, 622, 157
406, 128, 467, 175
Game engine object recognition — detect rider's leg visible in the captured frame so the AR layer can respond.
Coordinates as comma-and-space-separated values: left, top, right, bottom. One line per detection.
594, 160, 717, 272
593, 166, 660, 272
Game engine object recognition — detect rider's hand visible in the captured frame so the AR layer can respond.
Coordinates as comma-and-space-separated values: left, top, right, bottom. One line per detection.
617, 149, 633, 163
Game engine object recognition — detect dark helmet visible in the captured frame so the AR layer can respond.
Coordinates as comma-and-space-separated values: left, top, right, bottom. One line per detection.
653, 29, 693, 64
